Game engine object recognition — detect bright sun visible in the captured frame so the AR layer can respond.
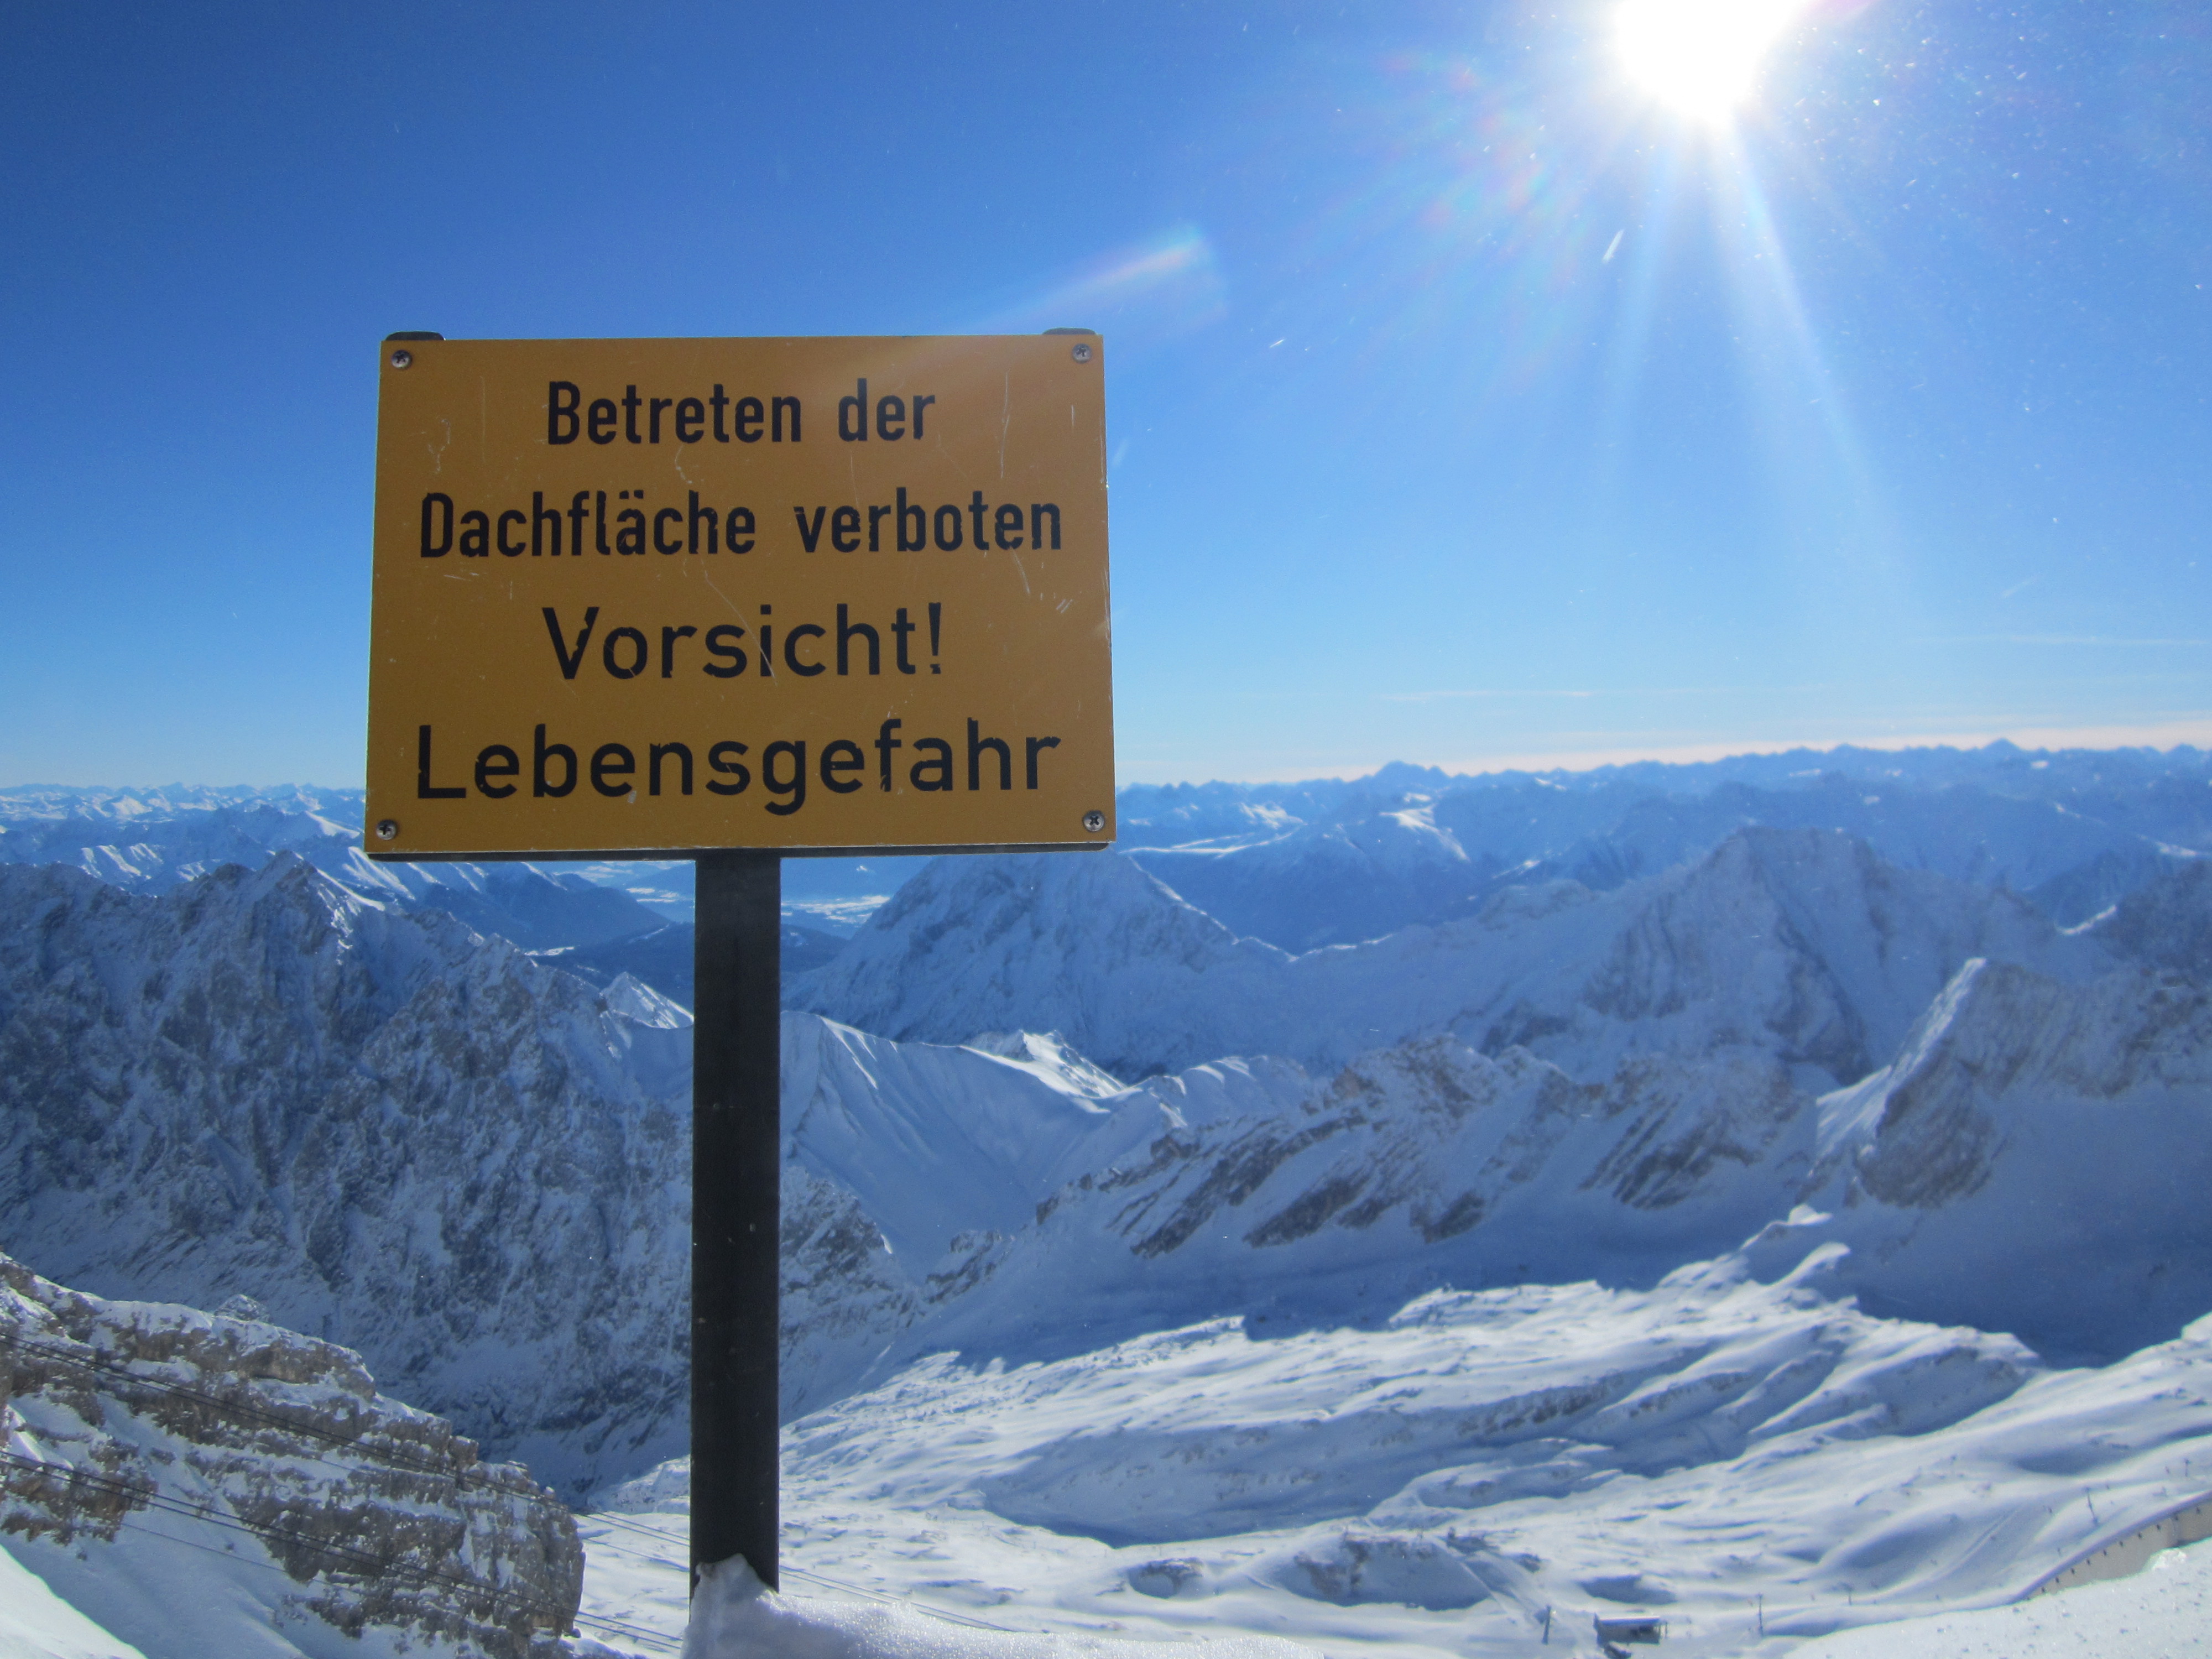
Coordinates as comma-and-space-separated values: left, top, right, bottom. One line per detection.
1615, 0, 1806, 124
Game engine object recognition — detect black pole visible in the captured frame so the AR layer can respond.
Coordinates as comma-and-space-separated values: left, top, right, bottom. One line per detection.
690, 849, 781, 1592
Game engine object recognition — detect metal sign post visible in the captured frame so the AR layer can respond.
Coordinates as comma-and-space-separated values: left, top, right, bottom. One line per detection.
690, 850, 782, 1587
362, 331, 1113, 1598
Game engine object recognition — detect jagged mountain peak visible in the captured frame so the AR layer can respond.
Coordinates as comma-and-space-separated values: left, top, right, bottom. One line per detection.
792, 850, 1287, 1078
0, 853, 697, 1498
796, 826, 2109, 1088
1742, 953, 2212, 1358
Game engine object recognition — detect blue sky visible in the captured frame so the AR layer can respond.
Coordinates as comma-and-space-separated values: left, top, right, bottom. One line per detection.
3, 1, 2206, 785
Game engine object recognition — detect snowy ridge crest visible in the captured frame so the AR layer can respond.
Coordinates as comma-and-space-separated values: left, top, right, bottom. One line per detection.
792, 827, 2114, 1086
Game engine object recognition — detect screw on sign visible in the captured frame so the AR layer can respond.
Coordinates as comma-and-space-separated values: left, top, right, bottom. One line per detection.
362, 331, 1114, 1599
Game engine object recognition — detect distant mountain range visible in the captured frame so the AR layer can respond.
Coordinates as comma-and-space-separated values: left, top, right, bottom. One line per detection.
2, 745, 2208, 1588
7, 740, 2208, 974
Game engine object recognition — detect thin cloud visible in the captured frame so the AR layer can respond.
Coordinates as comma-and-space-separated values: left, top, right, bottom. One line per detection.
1378, 685, 1794, 704
969, 226, 1226, 340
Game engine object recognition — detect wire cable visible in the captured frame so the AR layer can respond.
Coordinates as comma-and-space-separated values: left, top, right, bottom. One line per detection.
2, 1449, 568, 1629
2, 1328, 685, 1648
0, 1326, 567, 1509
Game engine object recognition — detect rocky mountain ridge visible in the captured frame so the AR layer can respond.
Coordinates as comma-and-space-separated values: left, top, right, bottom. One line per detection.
790, 825, 2115, 1083
0, 855, 695, 1498
3, 788, 2210, 1501
1, 1250, 580, 1658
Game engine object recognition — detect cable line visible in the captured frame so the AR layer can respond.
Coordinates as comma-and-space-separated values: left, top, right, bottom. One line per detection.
3, 1330, 684, 1650
0, 1327, 569, 1511
1, 1449, 574, 1632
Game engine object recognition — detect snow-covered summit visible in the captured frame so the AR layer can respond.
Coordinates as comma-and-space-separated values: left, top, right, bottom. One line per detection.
792, 827, 2113, 1085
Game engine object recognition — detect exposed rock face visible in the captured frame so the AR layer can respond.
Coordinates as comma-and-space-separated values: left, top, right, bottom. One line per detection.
779, 1164, 930, 1422
0, 856, 694, 1498
1, 1253, 580, 1657
0, 854, 1292, 1491
1779, 956, 2212, 1357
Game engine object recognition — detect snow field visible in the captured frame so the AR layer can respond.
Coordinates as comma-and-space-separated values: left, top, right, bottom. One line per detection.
581, 1262, 2212, 1658
676, 1557, 1315, 1659
1777, 1533, 2211, 1657
0, 1543, 148, 1659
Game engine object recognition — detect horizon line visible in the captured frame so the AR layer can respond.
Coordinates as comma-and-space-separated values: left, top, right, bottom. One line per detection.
11, 719, 2212, 797
1120, 716, 2212, 788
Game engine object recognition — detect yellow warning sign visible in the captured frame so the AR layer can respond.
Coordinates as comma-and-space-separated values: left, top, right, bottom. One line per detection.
364, 335, 1113, 857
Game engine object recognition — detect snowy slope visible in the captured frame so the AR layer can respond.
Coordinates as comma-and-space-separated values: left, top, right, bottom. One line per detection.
862, 966, 2212, 1378
1766, 954, 2212, 1358
587, 1262, 2212, 1659
1, 1253, 579, 1659
1786, 1537, 2211, 1658
0, 858, 696, 1496
0, 1545, 148, 1659
791, 828, 2111, 1083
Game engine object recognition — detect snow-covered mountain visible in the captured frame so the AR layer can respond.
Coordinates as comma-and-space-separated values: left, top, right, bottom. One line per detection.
1, 1250, 581, 1658
9, 754, 2212, 1657
1116, 745, 2212, 948
0, 786, 676, 954
531, 919, 851, 1008
1775, 951, 2212, 1358
17, 739, 2212, 972
9, 807, 2211, 1500
0, 786, 896, 958
0, 856, 696, 1497
791, 827, 2114, 1084
0, 855, 1300, 1489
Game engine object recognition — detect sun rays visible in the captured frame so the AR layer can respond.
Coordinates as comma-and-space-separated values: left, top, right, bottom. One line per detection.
1615, 0, 1813, 126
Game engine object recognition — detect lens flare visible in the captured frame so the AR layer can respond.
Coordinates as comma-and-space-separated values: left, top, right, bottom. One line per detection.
972, 227, 1225, 342
1615, 0, 1808, 124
